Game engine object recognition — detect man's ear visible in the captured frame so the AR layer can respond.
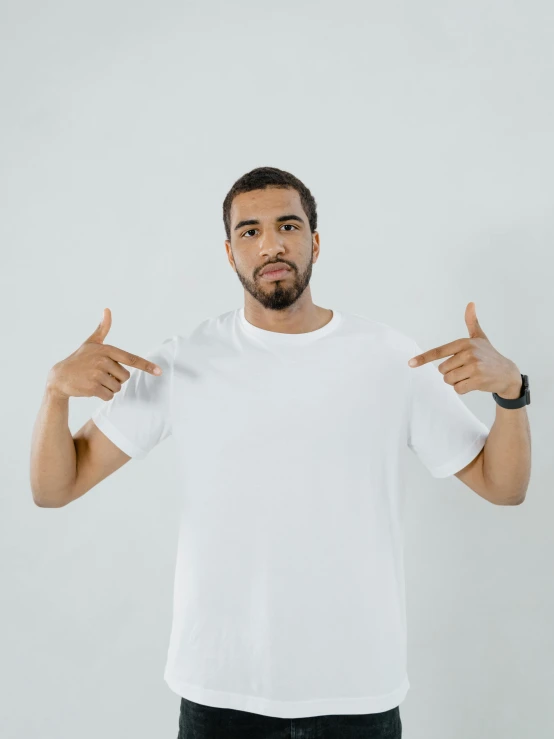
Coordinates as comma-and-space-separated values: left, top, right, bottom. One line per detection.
312, 231, 321, 262
224, 240, 236, 272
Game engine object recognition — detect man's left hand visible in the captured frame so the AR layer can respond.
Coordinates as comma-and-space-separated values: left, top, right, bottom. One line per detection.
407, 302, 522, 399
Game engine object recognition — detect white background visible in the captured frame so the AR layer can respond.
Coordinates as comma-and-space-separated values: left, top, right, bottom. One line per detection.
1, 1, 552, 737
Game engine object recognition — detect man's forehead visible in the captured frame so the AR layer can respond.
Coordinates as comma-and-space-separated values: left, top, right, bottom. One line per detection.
231, 187, 301, 219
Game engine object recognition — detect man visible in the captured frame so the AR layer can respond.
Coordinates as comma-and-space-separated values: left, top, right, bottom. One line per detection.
31, 166, 531, 739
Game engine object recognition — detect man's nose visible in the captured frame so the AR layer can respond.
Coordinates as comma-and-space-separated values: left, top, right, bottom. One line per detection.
258, 234, 285, 253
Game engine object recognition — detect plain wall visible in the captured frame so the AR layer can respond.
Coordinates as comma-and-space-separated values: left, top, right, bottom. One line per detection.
1, 1, 553, 737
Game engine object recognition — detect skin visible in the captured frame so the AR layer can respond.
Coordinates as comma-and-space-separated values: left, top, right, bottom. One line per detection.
224, 186, 333, 334
408, 302, 531, 504
407, 302, 522, 398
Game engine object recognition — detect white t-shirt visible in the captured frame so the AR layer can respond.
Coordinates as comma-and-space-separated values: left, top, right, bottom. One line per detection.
91, 307, 489, 719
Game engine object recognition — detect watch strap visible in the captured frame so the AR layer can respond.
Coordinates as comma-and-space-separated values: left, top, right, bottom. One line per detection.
492, 374, 530, 408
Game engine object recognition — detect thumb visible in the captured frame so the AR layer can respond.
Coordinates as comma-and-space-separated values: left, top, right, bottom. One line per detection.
464, 301, 488, 340
86, 307, 112, 344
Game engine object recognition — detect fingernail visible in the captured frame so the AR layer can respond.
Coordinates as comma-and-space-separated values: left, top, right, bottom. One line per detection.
153, 367, 162, 375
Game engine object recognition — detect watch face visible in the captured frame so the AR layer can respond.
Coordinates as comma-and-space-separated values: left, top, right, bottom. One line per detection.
522, 375, 530, 404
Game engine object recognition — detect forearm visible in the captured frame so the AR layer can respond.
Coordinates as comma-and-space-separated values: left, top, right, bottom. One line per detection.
482, 383, 531, 505
30, 379, 77, 507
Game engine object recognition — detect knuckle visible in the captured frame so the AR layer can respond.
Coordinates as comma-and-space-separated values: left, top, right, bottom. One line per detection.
127, 354, 139, 366
113, 361, 130, 381
106, 371, 121, 387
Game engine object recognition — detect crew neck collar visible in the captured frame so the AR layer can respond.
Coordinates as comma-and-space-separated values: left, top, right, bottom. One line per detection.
238, 306, 342, 344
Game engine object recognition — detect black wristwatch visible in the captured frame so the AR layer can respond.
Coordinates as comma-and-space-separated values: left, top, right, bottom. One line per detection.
492, 374, 530, 408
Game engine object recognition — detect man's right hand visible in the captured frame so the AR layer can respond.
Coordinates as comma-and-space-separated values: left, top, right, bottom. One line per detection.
46, 308, 163, 401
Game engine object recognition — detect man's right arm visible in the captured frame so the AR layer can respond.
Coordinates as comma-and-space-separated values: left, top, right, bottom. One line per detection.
30, 385, 130, 508
30, 307, 166, 507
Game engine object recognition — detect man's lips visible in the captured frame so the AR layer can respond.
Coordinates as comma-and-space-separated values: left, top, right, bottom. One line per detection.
259, 267, 291, 280
259, 263, 292, 280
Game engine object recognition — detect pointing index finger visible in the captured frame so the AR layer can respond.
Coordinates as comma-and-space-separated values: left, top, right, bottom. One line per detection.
408, 338, 468, 367
106, 345, 162, 375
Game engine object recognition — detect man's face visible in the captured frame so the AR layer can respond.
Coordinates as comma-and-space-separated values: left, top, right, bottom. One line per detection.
225, 186, 320, 311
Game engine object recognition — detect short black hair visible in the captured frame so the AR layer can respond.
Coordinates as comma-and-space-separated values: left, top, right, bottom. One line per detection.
223, 166, 318, 241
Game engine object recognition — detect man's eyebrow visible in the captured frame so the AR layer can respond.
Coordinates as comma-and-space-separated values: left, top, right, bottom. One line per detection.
233, 214, 305, 232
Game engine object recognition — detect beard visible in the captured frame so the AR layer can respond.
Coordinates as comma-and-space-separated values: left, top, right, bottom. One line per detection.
233, 250, 314, 311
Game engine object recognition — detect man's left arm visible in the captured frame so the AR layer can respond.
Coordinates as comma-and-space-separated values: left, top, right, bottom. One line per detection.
476, 375, 531, 504
408, 302, 531, 506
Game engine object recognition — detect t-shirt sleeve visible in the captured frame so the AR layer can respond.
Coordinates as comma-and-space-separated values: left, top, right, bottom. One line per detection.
407, 340, 490, 478
91, 335, 176, 460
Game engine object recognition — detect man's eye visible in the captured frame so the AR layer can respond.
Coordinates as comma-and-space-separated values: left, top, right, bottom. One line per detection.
242, 224, 297, 238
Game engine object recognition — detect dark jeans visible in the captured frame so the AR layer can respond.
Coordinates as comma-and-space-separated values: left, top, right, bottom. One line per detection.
177, 696, 402, 738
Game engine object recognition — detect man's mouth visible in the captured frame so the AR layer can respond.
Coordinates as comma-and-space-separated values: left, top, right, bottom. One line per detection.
259, 262, 292, 281
260, 267, 291, 280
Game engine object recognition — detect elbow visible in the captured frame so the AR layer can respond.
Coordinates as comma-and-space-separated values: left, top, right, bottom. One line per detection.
493, 487, 528, 506
509, 493, 526, 506
32, 491, 70, 508
481, 459, 529, 506
495, 498, 524, 506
